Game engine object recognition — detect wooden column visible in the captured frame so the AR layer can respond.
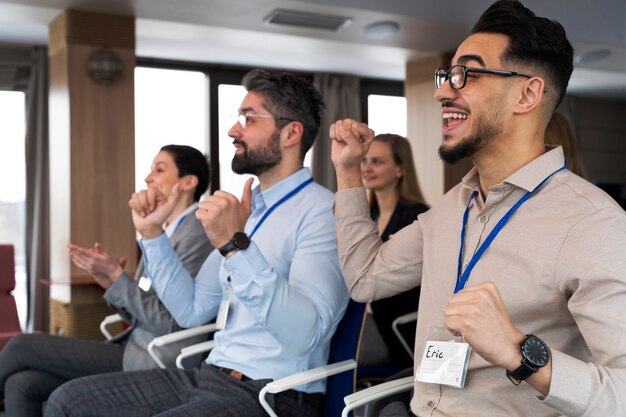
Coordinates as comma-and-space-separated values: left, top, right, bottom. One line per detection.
405, 54, 474, 206
48, 11, 136, 339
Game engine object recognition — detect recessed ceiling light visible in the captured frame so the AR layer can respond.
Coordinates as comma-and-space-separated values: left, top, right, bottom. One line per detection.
574, 49, 611, 64
363, 21, 399, 40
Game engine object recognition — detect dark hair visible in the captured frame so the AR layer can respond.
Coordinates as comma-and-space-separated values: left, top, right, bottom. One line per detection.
242, 69, 324, 160
369, 134, 426, 209
160, 144, 210, 202
471, 0, 574, 110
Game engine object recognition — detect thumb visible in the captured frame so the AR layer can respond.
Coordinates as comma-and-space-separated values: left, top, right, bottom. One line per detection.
162, 183, 181, 210
240, 178, 254, 214
118, 256, 127, 269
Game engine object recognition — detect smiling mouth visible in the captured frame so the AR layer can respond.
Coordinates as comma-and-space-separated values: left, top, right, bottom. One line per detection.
442, 112, 468, 130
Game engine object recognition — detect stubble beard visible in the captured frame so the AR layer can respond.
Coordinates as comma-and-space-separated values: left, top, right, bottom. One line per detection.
438, 105, 504, 165
231, 129, 282, 176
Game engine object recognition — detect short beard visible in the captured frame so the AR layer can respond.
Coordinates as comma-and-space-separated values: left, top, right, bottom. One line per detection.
232, 129, 282, 176
438, 106, 503, 165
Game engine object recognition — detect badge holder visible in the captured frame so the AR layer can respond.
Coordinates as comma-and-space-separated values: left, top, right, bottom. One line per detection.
416, 326, 471, 388
215, 285, 231, 330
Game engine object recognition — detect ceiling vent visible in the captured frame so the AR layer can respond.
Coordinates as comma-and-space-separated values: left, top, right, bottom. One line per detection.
264, 9, 352, 31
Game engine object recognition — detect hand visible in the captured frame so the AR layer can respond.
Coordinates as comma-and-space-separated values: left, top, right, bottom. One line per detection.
442, 281, 526, 371
68, 243, 126, 290
195, 178, 253, 249
330, 119, 375, 190
128, 184, 180, 239
330, 119, 374, 170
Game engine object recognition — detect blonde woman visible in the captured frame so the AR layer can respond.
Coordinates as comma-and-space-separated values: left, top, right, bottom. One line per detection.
361, 133, 428, 368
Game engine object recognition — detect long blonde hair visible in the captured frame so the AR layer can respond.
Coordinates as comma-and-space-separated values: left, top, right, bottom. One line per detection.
369, 133, 426, 210
545, 112, 587, 178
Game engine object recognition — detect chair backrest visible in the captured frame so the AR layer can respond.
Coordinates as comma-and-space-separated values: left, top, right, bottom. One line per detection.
325, 299, 367, 416
0, 244, 21, 349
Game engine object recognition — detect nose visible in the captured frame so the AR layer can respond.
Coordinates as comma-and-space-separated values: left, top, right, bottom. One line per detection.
144, 172, 153, 184
434, 81, 456, 103
228, 121, 242, 139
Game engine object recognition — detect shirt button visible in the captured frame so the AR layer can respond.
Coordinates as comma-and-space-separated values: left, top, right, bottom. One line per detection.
427, 400, 435, 407
479, 215, 486, 223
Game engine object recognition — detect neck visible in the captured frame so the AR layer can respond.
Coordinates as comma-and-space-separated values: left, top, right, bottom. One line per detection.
258, 159, 303, 192
473, 133, 545, 198
374, 187, 399, 214
166, 194, 195, 225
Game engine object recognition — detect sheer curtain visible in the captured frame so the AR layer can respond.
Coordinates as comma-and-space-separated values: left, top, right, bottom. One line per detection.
312, 74, 361, 192
25, 46, 49, 332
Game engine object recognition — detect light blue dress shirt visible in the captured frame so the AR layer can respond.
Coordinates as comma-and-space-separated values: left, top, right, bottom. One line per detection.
141, 168, 349, 393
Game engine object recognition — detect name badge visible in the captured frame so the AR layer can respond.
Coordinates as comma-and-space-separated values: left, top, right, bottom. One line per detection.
416, 327, 471, 388
215, 287, 231, 330
138, 276, 152, 292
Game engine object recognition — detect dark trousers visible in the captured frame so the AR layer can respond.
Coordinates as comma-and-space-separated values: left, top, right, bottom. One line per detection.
45, 363, 320, 417
0, 333, 124, 417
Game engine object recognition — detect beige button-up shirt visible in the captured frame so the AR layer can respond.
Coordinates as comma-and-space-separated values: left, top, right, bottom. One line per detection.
335, 147, 626, 416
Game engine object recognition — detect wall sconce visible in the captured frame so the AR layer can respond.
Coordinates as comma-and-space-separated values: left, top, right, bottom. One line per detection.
87, 48, 123, 86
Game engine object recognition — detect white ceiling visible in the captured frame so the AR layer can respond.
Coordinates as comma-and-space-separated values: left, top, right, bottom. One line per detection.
0, 0, 624, 100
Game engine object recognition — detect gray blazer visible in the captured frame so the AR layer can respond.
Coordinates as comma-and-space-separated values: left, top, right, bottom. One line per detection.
103, 212, 213, 370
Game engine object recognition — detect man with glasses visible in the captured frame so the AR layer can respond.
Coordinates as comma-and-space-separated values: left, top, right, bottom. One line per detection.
331, 1, 626, 416
46, 69, 349, 417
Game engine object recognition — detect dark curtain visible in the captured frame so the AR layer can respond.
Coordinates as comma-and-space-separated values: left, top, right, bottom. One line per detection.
312, 73, 361, 192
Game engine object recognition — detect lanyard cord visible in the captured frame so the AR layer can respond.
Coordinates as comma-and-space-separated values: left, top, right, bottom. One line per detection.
454, 162, 567, 294
249, 177, 314, 238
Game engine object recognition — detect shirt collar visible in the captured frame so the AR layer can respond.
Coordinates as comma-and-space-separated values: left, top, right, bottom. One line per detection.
164, 202, 198, 237
462, 145, 565, 193
252, 167, 312, 210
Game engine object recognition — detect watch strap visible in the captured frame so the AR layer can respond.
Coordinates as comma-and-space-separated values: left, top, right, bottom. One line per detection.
218, 240, 239, 257
506, 361, 538, 385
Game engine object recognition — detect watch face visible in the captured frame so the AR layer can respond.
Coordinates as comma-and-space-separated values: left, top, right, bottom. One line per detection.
522, 336, 550, 367
233, 232, 250, 250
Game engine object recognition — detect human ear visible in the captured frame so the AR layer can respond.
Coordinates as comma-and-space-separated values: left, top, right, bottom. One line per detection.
283, 121, 304, 149
180, 175, 198, 192
515, 77, 544, 114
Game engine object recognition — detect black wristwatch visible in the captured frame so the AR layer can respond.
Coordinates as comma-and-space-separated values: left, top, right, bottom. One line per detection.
218, 232, 250, 257
506, 334, 550, 385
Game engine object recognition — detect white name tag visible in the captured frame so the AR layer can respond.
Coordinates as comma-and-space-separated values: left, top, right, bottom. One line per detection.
215, 295, 230, 330
417, 340, 471, 388
138, 276, 152, 292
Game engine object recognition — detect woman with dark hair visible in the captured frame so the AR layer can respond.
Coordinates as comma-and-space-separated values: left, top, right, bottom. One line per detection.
0, 145, 213, 417
361, 133, 428, 368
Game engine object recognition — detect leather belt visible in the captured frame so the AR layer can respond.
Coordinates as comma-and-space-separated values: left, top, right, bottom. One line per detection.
216, 366, 251, 381
215, 366, 323, 410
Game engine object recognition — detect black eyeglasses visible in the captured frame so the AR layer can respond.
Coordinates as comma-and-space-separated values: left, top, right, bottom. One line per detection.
435, 64, 533, 90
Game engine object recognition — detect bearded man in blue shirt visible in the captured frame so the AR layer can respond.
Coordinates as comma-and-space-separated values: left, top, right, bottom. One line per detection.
46, 69, 349, 417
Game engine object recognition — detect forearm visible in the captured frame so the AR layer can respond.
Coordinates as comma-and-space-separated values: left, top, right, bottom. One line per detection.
141, 235, 221, 327
334, 187, 423, 301
541, 350, 625, 416
336, 166, 364, 191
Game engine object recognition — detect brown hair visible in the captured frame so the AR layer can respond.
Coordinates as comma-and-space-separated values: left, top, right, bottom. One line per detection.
369, 134, 426, 210
544, 112, 587, 178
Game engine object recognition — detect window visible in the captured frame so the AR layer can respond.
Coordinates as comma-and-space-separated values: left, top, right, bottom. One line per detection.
361, 79, 406, 138
367, 94, 407, 137
0, 90, 27, 328
134, 67, 208, 193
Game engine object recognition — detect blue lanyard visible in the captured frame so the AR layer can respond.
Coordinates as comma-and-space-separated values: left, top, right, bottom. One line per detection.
454, 162, 567, 294
249, 177, 314, 238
